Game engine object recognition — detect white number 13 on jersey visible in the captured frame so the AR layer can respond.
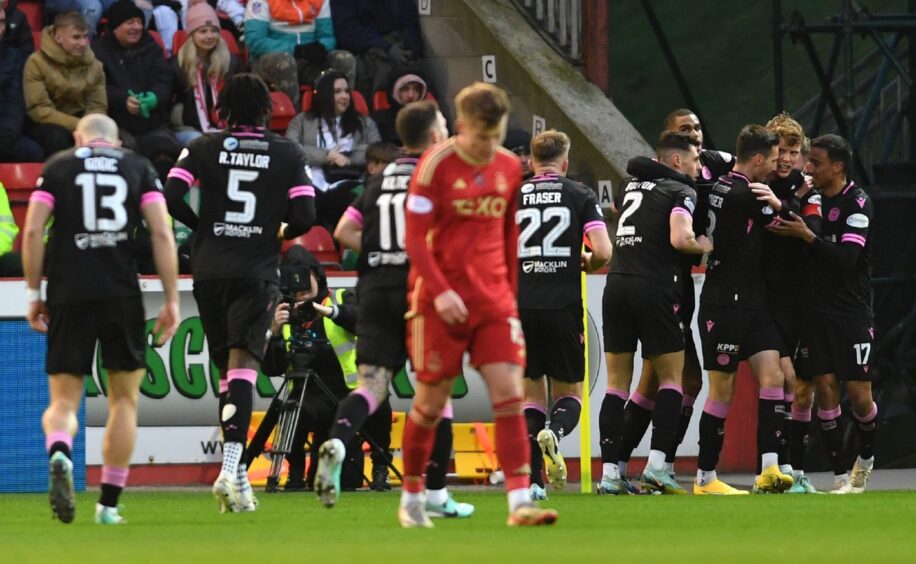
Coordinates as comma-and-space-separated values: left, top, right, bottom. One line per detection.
76, 172, 128, 231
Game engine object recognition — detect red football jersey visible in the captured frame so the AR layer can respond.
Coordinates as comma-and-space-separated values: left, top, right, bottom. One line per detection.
405, 138, 522, 315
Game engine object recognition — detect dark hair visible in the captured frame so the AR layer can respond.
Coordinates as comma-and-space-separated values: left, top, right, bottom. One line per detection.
309, 70, 363, 138
395, 100, 438, 149
657, 130, 700, 154
736, 124, 778, 163
366, 141, 400, 165
810, 134, 852, 172
663, 108, 696, 129
217, 73, 272, 127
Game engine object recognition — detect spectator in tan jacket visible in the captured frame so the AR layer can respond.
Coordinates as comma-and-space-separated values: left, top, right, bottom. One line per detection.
23, 12, 107, 156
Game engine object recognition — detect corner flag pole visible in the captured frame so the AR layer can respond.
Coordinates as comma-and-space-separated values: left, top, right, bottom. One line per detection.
579, 267, 592, 493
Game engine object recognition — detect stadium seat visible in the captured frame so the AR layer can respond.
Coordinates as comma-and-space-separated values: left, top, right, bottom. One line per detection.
351, 90, 369, 116
282, 226, 341, 270
17, 1, 43, 33
371, 90, 438, 112
32, 30, 41, 51
147, 30, 168, 58
171, 29, 187, 55
268, 91, 296, 132
0, 162, 43, 252
299, 85, 314, 113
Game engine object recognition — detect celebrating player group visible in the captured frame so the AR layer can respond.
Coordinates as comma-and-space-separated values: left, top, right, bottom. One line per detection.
24, 75, 876, 528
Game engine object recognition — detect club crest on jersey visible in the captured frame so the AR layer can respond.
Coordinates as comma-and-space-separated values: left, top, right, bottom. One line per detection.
223, 137, 239, 151
828, 207, 841, 221
495, 172, 508, 194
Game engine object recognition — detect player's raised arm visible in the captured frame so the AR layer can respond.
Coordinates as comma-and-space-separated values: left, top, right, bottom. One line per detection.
22, 174, 55, 333
164, 145, 200, 230
282, 150, 317, 239
140, 167, 179, 345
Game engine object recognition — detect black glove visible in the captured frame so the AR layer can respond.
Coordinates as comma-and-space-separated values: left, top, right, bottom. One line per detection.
387, 42, 412, 67
294, 41, 329, 66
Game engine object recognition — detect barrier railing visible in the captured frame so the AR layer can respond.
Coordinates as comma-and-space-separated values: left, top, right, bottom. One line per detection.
513, 0, 582, 61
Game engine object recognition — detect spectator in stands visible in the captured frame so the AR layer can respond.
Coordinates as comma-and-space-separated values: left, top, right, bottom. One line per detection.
93, 0, 180, 176
287, 69, 379, 230
330, 0, 423, 95
0, 6, 42, 161
45, 0, 117, 38
245, 0, 354, 107
371, 70, 427, 145
0, 181, 21, 276
170, 1, 242, 145
503, 128, 533, 179
23, 12, 107, 156
180, 0, 246, 38
287, 69, 380, 190
3, 1, 34, 54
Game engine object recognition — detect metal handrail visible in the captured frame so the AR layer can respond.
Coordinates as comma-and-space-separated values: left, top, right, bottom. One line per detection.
512, 0, 583, 62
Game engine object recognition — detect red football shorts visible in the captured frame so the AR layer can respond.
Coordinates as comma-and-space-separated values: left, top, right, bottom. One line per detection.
406, 307, 526, 384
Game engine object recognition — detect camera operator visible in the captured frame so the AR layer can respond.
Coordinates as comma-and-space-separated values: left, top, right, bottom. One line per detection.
258, 245, 369, 490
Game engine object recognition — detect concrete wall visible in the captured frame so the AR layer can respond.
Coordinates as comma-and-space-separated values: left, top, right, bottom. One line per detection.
417, 0, 652, 199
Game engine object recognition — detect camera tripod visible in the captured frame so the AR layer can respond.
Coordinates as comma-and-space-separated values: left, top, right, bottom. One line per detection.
246, 366, 403, 493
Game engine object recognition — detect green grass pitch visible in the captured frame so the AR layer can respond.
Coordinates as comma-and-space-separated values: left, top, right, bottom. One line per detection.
3, 489, 916, 562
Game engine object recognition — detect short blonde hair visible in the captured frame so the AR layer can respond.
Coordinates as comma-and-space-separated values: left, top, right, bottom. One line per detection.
455, 82, 511, 131
766, 112, 805, 147
530, 129, 570, 164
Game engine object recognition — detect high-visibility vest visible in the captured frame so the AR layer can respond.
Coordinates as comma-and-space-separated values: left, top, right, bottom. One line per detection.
321, 289, 358, 389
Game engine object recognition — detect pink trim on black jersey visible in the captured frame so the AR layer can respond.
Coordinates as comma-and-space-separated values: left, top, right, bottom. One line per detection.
288, 185, 315, 199
842, 180, 856, 195
342, 206, 364, 228
728, 170, 750, 183
841, 233, 866, 246
29, 190, 55, 210
167, 167, 195, 185
529, 172, 560, 182
583, 219, 606, 234
140, 192, 166, 208
670, 207, 692, 220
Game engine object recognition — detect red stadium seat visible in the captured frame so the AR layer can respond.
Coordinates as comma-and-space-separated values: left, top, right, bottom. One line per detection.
32, 30, 41, 51
282, 226, 341, 269
172, 29, 187, 55
371, 90, 438, 112
17, 2, 43, 33
351, 90, 369, 116
0, 162, 44, 252
147, 30, 168, 58
268, 91, 296, 132
299, 86, 314, 112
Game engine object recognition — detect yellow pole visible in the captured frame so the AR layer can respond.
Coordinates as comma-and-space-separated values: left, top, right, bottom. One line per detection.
579, 268, 592, 493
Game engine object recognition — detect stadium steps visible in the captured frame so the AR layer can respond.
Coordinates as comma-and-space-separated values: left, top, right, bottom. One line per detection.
418, 0, 651, 189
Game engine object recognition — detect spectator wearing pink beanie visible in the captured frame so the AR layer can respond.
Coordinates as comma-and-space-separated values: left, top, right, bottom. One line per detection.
170, 1, 244, 145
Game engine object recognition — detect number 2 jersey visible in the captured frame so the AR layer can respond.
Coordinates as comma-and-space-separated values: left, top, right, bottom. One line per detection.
344, 156, 418, 289
609, 156, 698, 287
164, 128, 316, 283
34, 144, 164, 305
516, 173, 604, 310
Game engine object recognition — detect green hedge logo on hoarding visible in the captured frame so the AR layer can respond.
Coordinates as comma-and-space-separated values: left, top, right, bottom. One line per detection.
83, 316, 467, 400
